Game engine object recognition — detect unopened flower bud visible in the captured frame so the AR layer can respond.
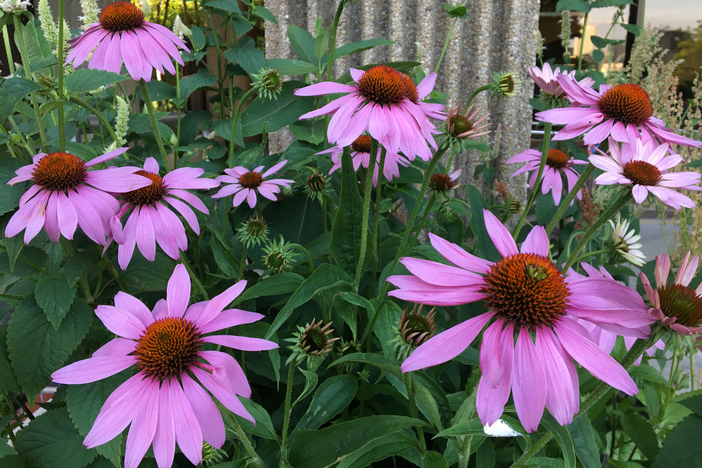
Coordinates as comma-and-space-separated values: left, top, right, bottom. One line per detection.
252, 68, 283, 102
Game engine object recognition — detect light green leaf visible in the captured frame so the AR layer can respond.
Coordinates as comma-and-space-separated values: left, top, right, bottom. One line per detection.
34, 273, 76, 329
630, 364, 672, 387
652, 414, 702, 468
251, 5, 278, 24
64, 69, 129, 93
435, 419, 486, 438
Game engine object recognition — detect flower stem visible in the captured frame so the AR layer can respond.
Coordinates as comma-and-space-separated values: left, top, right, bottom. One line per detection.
289, 243, 314, 271
513, 123, 552, 240
2, 25, 15, 74
228, 87, 257, 168
404, 372, 426, 454
101, 255, 130, 294
220, 404, 268, 468
139, 79, 171, 172
562, 190, 632, 272
180, 254, 209, 300
436, 16, 459, 74
68, 97, 120, 143
238, 247, 248, 281
280, 359, 297, 463
57, 0, 65, 152
509, 325, 664, 468
354, 139, 378, 291
326, 0, 347, 81
465, 84, 492, 109
369, 148, 387, 297
545, 163, 595, 235
408, 193, 436, 250
577, 11, 590, 73
174, 62, 182, 169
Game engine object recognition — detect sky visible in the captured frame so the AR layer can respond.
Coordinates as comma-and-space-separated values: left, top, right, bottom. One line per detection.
589, 0, 702, 39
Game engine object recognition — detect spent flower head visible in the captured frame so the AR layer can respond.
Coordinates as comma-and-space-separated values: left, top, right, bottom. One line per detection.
286, 320, 339, 371
429, 169, 462, 194
252, 68, 283, 102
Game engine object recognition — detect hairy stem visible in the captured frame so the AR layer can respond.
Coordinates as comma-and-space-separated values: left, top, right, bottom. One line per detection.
281, 360, 297, 462
354, 139, 378, 291
513, 123, 552, 239
139, 80, 172, 172
545, 163, 595, 235
228, 87, 257, 167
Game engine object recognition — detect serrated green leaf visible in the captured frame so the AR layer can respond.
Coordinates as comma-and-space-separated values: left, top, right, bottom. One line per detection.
0, 77, 42, 118
235, 272, 304, 304
0, 156, 26, 217
190, 25, 206, 51
630, 364, 672, 387
541, 414, 576, 468
288, 416, 425, 468
336, 431, 418, 468
0, 325, 20, 393
240, 81, 315, 137
122, 253, 176, 291
204, 0, 241, 14
8, 296, 92, 396
62, 251, 97, 288
179, 69, 218, 101
64, 69, 129, 94
224, 37, 264, 76
14, 408, 97, 468
294, 374, 358, 435
16, 19, 52, 67
555, 0, 591, 12
567, 415, 601, 468
330, 149, 364, 272
35, 273, 76, 329
621, 412, 659, 460
652, 413, 702, 468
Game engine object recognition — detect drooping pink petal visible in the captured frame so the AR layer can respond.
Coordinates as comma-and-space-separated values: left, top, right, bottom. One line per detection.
167, 264, 191, 318
203, 335, 279, 352
169, 380, 203, 466
124, 380, 159, 468
153, 379, 175, 468
191, 367, 255, 423
512, 328, 546, 433
536, 327, 576, 425
199, 350, 252, 398
480, 319, 504, 387
181, 374, 225, 448
476, 322, 514, 426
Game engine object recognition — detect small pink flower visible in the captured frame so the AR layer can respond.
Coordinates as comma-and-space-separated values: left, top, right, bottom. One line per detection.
5, 148, 150, 245
528, 63, 594, 98
536, 79, 701, 147
110, 157, 219, 269
506, 148, 587, 205
52, 264, 278, 468
320, 135, 411, 186
212, 160, 294, 209
294, 65, 445, 161
640, 252, 702, 335
590, 136, 701, 210
65, 1, 189, 81
387, 210, 655, 431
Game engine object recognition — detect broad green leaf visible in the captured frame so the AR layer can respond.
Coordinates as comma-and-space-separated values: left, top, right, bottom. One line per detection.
294, 374, 358, 433
423, 450, 449, 468
62, 251, 98, 288
413, 372, 453, 430
66, 373, 129, 466
541, 414, 576, 468
224, 37, 264, 76
14, 408, 97, 468
0, 438, 16, 458
436, 419, 486, 438
16, 19, 52, 66
444, 3, 469, 18
340, 292, 375, 314
210, 235, 239, 278
134, 80, 177, 101
330, 149, 364, 273
621, 412, 659, 460
386, 372, 443, 431
265, 264, 351, 338
555, 0, 591, 12
593, 49, 604, 63
190, 25, 206, 51
329, 352, 402, 379
0, 156, 26, 216
35, 273, 76, 329
64, 69, 129, 93
337, 431, 418, 468
7, 296, 92, 396
288, 415, 426, 468
0, 77, 42, 117
122, 253, 176, 291
680, 393, 702, 416
652, 414, 702, 468
591, 0, 633, 7
204, 0, 241, 14
293, 368, 319, 406
620, 24, 642, 36
251, 5, 277, 24
0, 325, 20, 393
240, 81, 315, 136
264, 58, 317, 76
179, 68, 218, 101
289, 120, 326, 145
236, 272, 305, 304
476, 440, 496, 468
227, 397, 278, 441
527, 458, 566, 468
465, 186, 501, 262
630, 364, 672, 387
287, 25, 317, 64
567, 415, 601, 468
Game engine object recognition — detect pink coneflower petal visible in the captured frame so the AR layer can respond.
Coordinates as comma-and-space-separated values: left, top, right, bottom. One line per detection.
483, 210, 518, 257
512, 328, 546, 433
181, 374, 225, 448
536, 327, 577, 425
191, 367, 255, 423
153, 379, 175, 468
480, 319, 505, 387
169, 381, 203, 466
476, 322, 514, 425
199, 310, 265, 334
95, 305, 145, 340
200, 350, 252, 397
124, 382, 159, 468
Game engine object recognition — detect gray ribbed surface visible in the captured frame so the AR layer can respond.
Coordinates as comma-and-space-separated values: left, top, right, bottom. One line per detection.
265, 0, 539, 204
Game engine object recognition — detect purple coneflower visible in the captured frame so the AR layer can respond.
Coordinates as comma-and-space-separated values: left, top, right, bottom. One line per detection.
212, 160, 294, 209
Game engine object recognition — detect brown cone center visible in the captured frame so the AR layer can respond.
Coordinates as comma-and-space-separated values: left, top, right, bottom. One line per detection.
622, 160, 662, 186
135, 317, 203, 381
32, 152, 88, 191
597, 84, 653, 126
351, 135, 372, 153
123, 170, 166, 206
239, 171, 264, 189
357, 65, 418, 105
100, 1, 145, 33
546, 149, 570, 169
658, 283, 702, 327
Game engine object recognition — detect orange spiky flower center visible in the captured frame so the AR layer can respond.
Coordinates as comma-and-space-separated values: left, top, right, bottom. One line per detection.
123, 170, 166, 206
597, 83, 653, 126
135, 317, 203, 380
239, 171, 263, 189
546, 149, 570, 170
622, 160, 662, 186
351, 135, 372, 153
100, 1, 145, 32
657, 283, 702, 328
429, 173, 457, 192
357, 65, 418, 105
481, 253, 570, 329
32, 152, 88, 191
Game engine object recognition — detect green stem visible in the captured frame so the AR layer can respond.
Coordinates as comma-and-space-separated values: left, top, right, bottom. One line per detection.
2, 25, 15, 74
545, 163, 595, 235
465, 84, 492, 109
57, 0, 65, 152
369, 148, 387, 297
692, 352, 696, 391
101, 256, 130, 294
228, 87, 257, 167
446, 144, 457, 174
180, 255, 209, 300
573, 248, 610, 264
404, 372, 426, 454
577, 10, 589, 72
281, 360, 297, 462
289, 243, 314, 271
513, 123, 552, 240
354, 139, 378, 291
326, 0, 346, 81
408, 194, 436, 250
206, 12, 226, 120
435, 16, 459, 74
139, 79, 171, 172
68, 97, 120, 143
562, 191, 632, 272
219, 404, 268, 468
509, 326, 664, 468
239, 246, 248, 281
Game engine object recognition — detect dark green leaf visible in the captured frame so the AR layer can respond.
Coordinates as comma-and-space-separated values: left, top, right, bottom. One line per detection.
134, 80, 177, 101
591, 0, 633, 7
332, 38, 394, 61
287, 25, 317, 64
685, 159, 702, 169
265, 264, 351, 338
122, 253, 176, 291
621, 412, 659, 460
64, 69, 129, 93
652, 414, 702, 468
0, 77, 42, 117
435, 419, 486, 438
590, 35, 608, 48
423, 450, 449, 468
336, 431, 418, 468
224, 37, 264, 76
0, 438, 16, 458
179, 69, 218, 101
680, 393, 702, 416
527, 458, 566, 467
0, 156, 26, 217
240, 81, 315, 137
593, 49, 605, 63
413, 372, 453, 430
251, 5, 278, 24
231, 15, 253, 38
289, 120, 326, 145
17, 19, 52, 66
34, 273, 76, 329
0, 325, 20, 393
329, 352, 402, 379
210, 236, 239, 278
14, 408, 97, 468
288, 416, 425, 468
263, 58, 317, 76
476, 440, 496, 468
293, 368, 319, 406
465, 186, 501, 262
7, 297, 92, 396
330, 149, 364, 272
555, 0, 591, 12
630, 364, 672, 387
541, 414, 576, 468
190, 25, 206, 51
567, 416, 601, 468
228, 397, 278, 440
444, 3, 469, 18
236, 272, 304, 303
294, 374, 358, 433
620, 24, 642, 36
62, 251, 97, 288
204, 0, 241, 14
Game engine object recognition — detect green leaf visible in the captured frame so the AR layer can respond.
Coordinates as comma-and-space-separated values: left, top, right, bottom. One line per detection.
64, 69, 129, 94
0, 325, 20, 393
66, 373, 129, 466
122, 253, 176, 291
680, 393, 702, 416
436, 419, 486, 438
331, 38, 395, 61
0, 438, 16, 458
14, 408, 97, 468
210, 236, 240, 278
330, 149, 364, 273
16, 19, 52, 66
465, 186, 501, 262
135, 80, 177, 102
236, 272, 304, 304
251, 5, 278, 24
0, 77, 42, 117
228, 397, 278, 440
0, 156, 26, 217
294, 374, 358, 433
555, 0, 591, 12
621, 412, 659, 460
336, 431, 418, 468
684, 159, 702, 169
231, 15, 253, 38
288, 416, 426, 468
630, 364, 672, 387
592, 49, 605, 63
289, 120, 326, 145
590, 35, 608, 48
7, 296, 92, 396
265, 264, 351, 338
287, 25, 317, 64
34, 273, 76, 329
240, 81, 315, 137
423, 450, 449, 468
412, 372, 453, 430
204, 0, 242, 14
179, 68, 218, 101
476, 440, 496, 468
329, 352, 402, 379
62, 251, 97, 288
567, 416, 601, 468
527, 458, 567, 467
652, 414, 702, 468
444, 3, 469, 18
293, 368, 319, 406
224, 37, 264, 76
190, 25, 206, 51
541, 415, 576, 468
591, 0, 633, 7
620, 24, 642, 36
263, 58, 317, 76
314, 29, 329, 61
